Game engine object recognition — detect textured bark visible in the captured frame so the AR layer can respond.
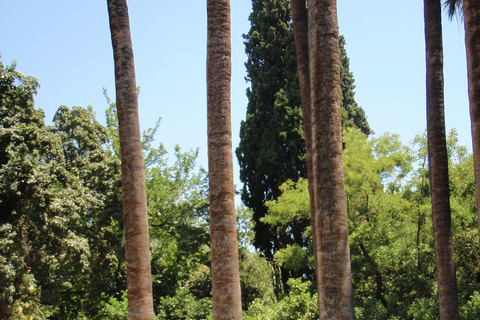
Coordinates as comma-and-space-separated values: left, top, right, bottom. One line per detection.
307, 0, 355, 318
207, 1, 243, 319
291, 0, 321, 298
424, 1, 460, 318
107, 1, 154, 319
464, 0, 480, 252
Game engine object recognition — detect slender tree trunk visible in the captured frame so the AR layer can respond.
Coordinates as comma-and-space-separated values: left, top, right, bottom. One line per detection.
107, 1, 154, 319
424, 1, 459, 318
206, 1, 243, 319
464, 0, 480, 252
307, 0, 355, 318
291, 0, 319, 289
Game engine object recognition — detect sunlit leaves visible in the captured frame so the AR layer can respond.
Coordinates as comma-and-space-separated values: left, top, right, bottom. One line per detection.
0, 59, 124, 319
262, 128, 480, 318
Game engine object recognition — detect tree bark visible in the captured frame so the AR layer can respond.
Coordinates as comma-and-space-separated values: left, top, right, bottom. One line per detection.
464, 0, 480, 252
207, 1, 243, 319
424, 0, 459, 318
307, 0, 355, 318
291, 0, 319, 291
107, 1, 154, 319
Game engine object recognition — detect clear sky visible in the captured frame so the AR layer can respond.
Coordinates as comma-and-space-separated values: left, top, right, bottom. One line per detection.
1, 1, 470, 195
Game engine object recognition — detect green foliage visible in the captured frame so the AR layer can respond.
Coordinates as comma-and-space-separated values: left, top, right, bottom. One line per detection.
239, 248, 276, 310
261, 128, 480, 319
460, 291, 480, 320
145, 141, 210, 303
275, 244, 309, 273
157, 285, 213, 320
264, 178, 310, 228
244, 278, 318, 320
8, 273, 57, 320
0, 59, 125, 319
97, 291, 128, 320
264, 179, 312, 276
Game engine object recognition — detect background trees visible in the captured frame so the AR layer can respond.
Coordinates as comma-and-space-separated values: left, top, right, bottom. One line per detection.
0, 60, 124, 319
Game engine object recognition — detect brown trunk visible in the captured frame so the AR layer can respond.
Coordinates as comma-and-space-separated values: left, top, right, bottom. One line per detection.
307, 0, 355, 318
464, 0, 480, 252
290, 0, 319, 289
107, 1, 154, 319
424, 1, 459, 318
206, 1, 243, 319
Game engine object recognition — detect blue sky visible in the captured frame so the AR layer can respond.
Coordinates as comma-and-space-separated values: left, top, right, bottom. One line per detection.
1, 1, 469, 194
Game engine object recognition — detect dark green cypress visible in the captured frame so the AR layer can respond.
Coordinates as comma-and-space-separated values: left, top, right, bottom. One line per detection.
237, 0, 304, 261
237, 0, 370, 261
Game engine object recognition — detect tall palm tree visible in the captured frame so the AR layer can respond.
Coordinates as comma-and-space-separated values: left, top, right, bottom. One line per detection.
444, 0, 480, 253
107, 1, 154, 319
206, 0, 243, 319
290, 0, 318, 287
306, 0, 355, 318
463, 0, 480, 251
424, 0, 460, 318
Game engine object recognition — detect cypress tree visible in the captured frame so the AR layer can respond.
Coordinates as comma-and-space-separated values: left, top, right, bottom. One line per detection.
237, 0, 370, 263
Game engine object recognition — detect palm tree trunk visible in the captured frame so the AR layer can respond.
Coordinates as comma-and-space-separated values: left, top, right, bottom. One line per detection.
107, 1, 154, 319
291, 0, 318, 289
307, 0, 355, 318
206, 1, 243, 319
464, 0, 480, 252
424, 1, 459, 318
